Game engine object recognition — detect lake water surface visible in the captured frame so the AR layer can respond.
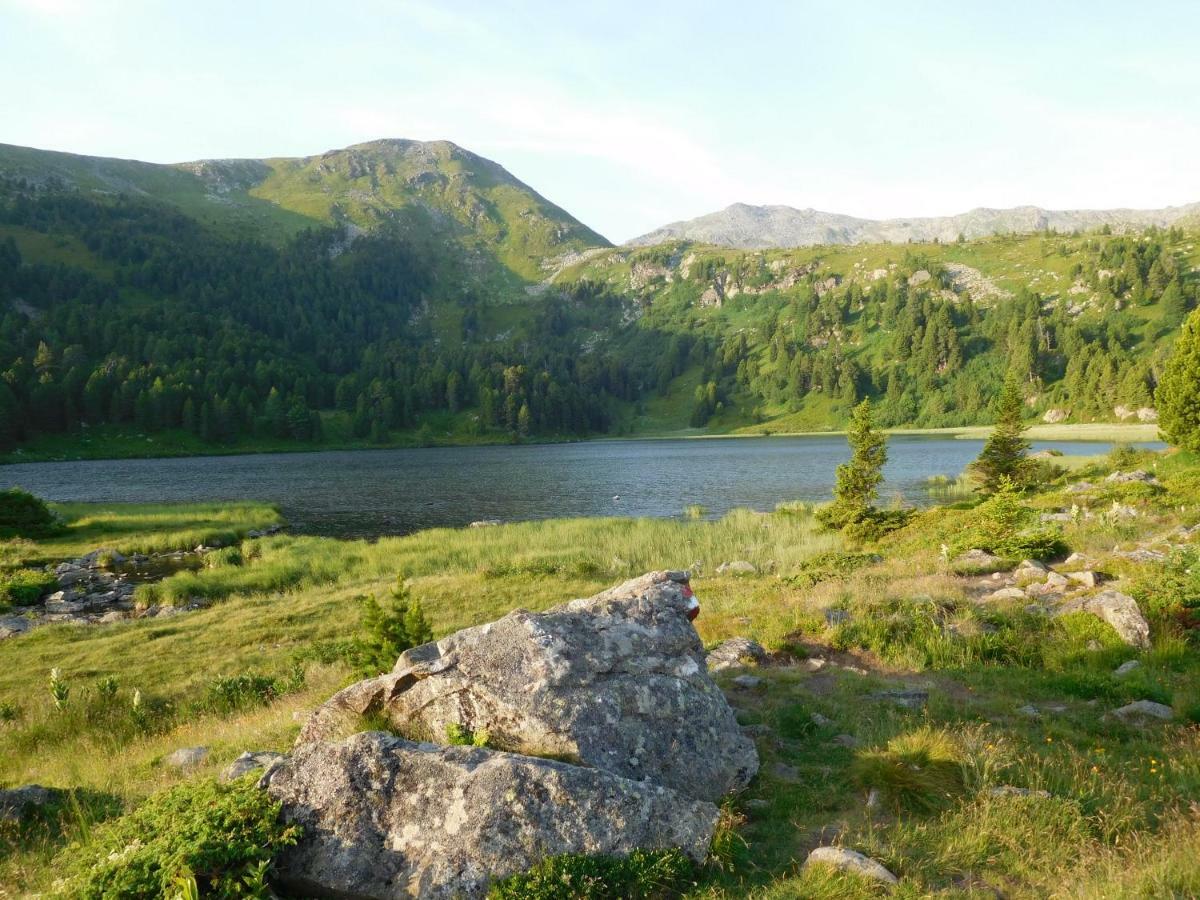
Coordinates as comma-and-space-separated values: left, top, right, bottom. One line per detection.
0, 437, 1160, 537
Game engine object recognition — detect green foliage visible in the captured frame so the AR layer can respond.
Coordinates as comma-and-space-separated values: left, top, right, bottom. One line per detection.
0, 488, 61, 539
488, 848, 695, 900
203, 665, 305, 715
848, 727, 966, 813
968, 372, 1033, 493
445, 723, 491, 747
816, 399, 888, 532
0, 567, 57, 606
351, 575, 435, 676
1157, 306, 1200, 451
788, 551, 879, 588
51, 777, 300, 899
948, 477, 1066, 561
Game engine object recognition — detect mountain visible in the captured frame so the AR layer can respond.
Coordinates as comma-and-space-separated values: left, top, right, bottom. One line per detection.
629, 201, 1200, 249
0, 139, 609, 279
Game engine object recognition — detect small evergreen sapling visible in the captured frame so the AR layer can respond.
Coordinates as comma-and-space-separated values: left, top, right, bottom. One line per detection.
352, 574, 434, 676
969, 372, 1031, 494
817, 399, 888, 533
1157, 307, 1200, 453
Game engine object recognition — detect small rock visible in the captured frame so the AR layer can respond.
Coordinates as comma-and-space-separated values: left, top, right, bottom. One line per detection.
222, 750, 286, 782
1045, 572, 1071, 590
804, 846, 899, 885
1105, 470, 1160, 486
824, 609, 851, 626
771, 762, 800, 781
1114, 659, 1141, 676
1112, 700, 1173, 722
1017, 704, 1041, 718
989, 785, 1051, 799
1067, 570, 1100, 589
869, 689, 928, 709
164, 746, 209, 770
732, 675, 763, 690
831, 734, 858, 747
1065, 482, 1095, 494
468, 519, 501, 528
0, 785, 60, 822
706, 637, 769, 672
745, 798, 769, 810
716, 560, 757, 575
986, 587, 1027, 601
810, 712, 833, 727
1064, 552, 1091, 566
0, 617, 31, 640
98, 610, 126, 624
800, 657, 827, 672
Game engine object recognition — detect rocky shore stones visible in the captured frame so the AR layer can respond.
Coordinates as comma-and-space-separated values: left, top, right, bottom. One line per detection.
298, 571, 758, 801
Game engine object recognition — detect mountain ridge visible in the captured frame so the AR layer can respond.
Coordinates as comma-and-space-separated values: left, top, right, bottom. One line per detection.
630, 200, 1200, 248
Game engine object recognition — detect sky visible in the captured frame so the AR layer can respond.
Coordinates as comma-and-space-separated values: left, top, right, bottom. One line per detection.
2, 0, 1199, 243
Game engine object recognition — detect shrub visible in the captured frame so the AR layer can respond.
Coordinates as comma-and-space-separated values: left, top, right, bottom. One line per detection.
204, 665, 306, 714
849, 727, 966, 813
0, 488, 61, 538
51, 777, 300, 899
0, 568, 57, 605
350, 575, 434, 677
947, 478, 1065, 562
788, 551, 880, 589
488, 848, 695, 899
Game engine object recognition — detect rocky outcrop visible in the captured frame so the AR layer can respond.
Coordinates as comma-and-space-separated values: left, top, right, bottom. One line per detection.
264, 732, 719, 900
298, 571, 757, 801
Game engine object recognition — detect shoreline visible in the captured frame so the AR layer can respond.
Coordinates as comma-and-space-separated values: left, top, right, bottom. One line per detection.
1, 422, 1161, 467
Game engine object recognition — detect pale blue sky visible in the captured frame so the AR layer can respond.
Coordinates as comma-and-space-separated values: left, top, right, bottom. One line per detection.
3, 0, 1199, 241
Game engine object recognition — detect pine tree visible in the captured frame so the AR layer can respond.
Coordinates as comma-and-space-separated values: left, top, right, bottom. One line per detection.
1156, 307, 1200, 452
969, 372, 1031, 493
817, 398, 887, 530
352, 576, 434, 677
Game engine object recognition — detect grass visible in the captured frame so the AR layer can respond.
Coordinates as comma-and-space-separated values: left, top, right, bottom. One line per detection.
28, 501, 281, 562
1, 449, 1199, 896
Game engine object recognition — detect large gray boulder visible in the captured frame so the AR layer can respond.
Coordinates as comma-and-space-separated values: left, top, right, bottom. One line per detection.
298, 571, 757, 801
264, 732, 719, 900
1056, 590, 1151, 649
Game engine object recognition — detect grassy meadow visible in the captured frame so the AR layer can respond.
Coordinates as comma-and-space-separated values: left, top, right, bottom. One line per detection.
1, 447, 1199, 897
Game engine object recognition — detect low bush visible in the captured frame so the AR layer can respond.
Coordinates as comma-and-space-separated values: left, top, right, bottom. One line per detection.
0, 488, 61, 539
788, 551, 879, 589
350, 576, 434, 677
488, 848, 695, 899
947, 478, 1066, 562
204, 665, 306, 715
0, 568, 57, 606
51, 777, 300, 899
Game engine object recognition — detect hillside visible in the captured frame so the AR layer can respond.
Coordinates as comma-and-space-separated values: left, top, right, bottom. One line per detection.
630, 201, 1200, 249
1, 138, 1199, 460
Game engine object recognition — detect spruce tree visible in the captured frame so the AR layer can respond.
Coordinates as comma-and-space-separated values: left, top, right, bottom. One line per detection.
1156, 307, 1200, 452
818, 398, 887, 530
969, 372, 1031, 494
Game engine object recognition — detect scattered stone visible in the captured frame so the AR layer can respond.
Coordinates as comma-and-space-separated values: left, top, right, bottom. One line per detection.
716, 560, 757, 575
298, 572, 757, 802
1109, 502, 1139, 520
1017, 704, 1040, 718
744, 798, 770, 810
731, 675, 763, 690
952, 549, 1005, 572
222, 750, 286, 782
811, 712, 833, 727
1066, 570, 1100, 589
467, 519, 501, 528
1114, 548, 1166, 564
1105, 470, 1160, 486
989, 785, 1051, 799
0, 785, 60, 823
706, 637, 769, 672
164, 746, 209, 770
1111, 700, 1174, 723
1056, 590, 1151, 649
869, 689, 928, 709
771, 762, 800, 781
800, 657, 828, 672
1064, 552, 1092, 566
985, 587, 1027, 601
1044, 572, 1071, 590
265, 733, 719, 900
803, 846, 899, 885
98, 610, 126, 624
824, 608, 851, 626
1114, 659, 1142, 676
1041, 511, 1073, 523
831, 734, 858, 748
0, 617, 31, 640
1042, 408, 1069, 424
